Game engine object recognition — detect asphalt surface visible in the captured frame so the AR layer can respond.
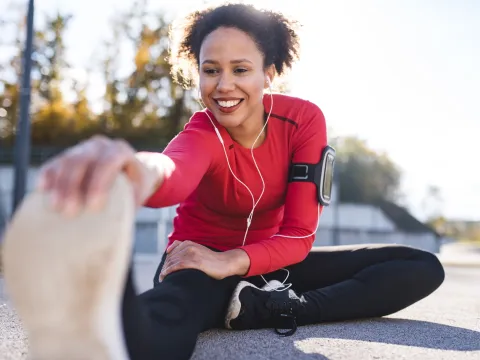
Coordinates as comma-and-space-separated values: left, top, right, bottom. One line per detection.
1, 258, 479, 360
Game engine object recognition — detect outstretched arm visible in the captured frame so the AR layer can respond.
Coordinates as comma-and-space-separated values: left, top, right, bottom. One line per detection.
140, 114, 218, 208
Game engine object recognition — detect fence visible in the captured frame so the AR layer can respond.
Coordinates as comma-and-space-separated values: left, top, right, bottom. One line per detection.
0, 146, 166, 165
0, 183, 440, 255
0, 147, 64, 165
0, 162, 441, 256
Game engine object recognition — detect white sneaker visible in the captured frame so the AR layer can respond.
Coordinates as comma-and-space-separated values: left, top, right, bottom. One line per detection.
2, 174, 135, 360
225, 279, 288, 329
224, 279, 303, 336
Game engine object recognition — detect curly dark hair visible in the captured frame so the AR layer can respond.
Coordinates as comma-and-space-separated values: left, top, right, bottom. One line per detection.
168, 3, 301, 88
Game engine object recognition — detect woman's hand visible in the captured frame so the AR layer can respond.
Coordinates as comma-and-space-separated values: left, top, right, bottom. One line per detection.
159, 241, 250, 281
37, 135, 163, 216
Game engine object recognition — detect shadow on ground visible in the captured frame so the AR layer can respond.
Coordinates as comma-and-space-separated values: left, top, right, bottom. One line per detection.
192, 317, 480, 359
194, 328, 330, 360
308, 318, 480, 351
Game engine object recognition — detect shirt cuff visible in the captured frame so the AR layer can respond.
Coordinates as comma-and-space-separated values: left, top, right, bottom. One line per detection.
238, 242, 272, 277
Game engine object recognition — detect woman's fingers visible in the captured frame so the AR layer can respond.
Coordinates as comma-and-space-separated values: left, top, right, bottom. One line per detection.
35, 135, 143, 214
84, 140, 135, 210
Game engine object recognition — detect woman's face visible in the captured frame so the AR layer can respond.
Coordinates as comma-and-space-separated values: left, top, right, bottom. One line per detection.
198, 27, 271, 131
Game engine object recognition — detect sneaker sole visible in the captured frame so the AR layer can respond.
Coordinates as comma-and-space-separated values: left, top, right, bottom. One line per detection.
224, 279, 286, 330
224, 280, 260, 329
2, 174, 135, 360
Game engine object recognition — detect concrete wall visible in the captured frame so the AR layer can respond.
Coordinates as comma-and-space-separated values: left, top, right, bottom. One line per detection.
316, 228, 439, 252
0, 165, 169, 255
0, 165, 440, 258
320, 203, 396, 231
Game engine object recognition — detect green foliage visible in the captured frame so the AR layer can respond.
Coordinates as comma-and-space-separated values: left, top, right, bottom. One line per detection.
0, 1, 199, 149
427, 217, 480, 242
331, 136, 402, 204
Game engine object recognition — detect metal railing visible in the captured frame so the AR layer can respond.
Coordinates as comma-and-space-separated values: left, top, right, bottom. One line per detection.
0, 147, 64, 165
0, 146, 166, 165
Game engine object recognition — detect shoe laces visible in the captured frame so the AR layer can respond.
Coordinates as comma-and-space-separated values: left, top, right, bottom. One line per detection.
265, 291, 301, 337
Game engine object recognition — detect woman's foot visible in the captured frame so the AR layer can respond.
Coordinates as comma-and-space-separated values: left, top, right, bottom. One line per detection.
1, 174, 135, 360
225, 280, 306, 336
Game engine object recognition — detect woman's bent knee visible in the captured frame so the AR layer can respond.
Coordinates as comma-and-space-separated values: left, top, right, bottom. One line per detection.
420, 249, 445, 289
407, 247, 445, 294
386, 244, 445, 295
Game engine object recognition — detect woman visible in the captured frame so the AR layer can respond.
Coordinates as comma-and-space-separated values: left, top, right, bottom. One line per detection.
2, 3, 445, 360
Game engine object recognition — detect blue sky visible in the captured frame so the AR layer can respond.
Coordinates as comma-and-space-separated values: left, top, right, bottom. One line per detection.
1, 0, 479, 221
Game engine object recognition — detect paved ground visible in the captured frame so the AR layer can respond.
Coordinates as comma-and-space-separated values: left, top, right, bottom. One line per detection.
1, 245, 479, 360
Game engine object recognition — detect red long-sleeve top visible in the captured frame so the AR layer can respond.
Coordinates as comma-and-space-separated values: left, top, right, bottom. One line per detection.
144, 93, 327, 277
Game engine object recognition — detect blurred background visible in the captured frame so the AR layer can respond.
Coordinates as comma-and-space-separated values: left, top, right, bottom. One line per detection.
0, 0, 478, 258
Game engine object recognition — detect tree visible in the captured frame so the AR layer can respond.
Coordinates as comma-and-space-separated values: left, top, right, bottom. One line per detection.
31, 12, 78, 145
0, 82, 20, 142
331, 136, 402, 203
0, 4, 25, 143
0, 1, 198, 150
0, 8, 87, 146
421, 185, 444, 221
97, 0, 199, 146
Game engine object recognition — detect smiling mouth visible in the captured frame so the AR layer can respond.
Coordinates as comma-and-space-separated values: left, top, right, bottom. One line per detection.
215, 99, 244, 108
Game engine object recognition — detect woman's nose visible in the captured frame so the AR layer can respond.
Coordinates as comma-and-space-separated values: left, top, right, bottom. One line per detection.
216, 74, 235, 92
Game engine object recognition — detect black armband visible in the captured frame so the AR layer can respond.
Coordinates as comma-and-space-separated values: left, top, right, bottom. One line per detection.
288, 145, 336, 206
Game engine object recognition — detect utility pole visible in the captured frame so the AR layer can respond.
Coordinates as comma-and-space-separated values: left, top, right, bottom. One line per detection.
12, 0, 34, 214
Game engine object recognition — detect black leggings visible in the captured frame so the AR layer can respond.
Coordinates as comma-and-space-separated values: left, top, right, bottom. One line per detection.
121, 244, 445, 360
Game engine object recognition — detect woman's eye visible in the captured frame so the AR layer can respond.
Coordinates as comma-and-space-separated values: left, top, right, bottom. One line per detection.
204, 68, 218, 74
202, 68, 247, 75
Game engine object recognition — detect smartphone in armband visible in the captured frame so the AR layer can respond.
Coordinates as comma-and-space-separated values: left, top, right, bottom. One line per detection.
288, 145, 336, 206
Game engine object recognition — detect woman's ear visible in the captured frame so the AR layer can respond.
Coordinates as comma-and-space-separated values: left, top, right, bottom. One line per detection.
264, 65, 276, 89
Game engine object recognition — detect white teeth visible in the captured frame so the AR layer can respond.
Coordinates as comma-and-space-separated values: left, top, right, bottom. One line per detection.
217, 100, 241, 108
